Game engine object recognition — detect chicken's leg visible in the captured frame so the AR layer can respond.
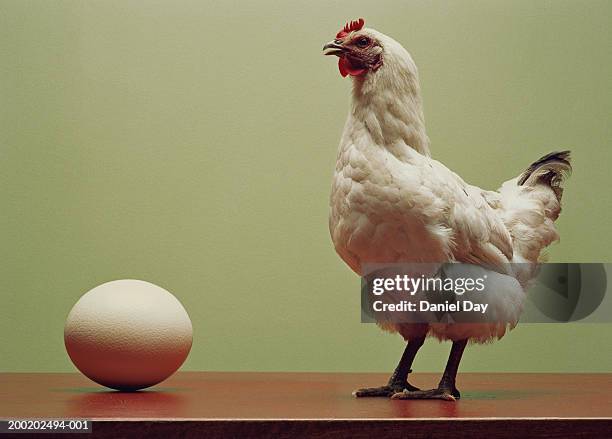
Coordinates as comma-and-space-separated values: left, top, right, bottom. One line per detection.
353, 336, 425, 397
391, 338, 467, 401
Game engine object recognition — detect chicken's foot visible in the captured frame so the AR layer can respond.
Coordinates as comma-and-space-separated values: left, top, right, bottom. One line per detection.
353, 336, 425, 397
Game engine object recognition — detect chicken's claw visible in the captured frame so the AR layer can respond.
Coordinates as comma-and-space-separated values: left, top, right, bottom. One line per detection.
353, 381, 420, 398
391, 387, 459, 401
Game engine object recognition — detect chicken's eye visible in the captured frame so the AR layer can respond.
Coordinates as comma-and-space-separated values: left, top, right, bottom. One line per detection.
356, 37, 370, 48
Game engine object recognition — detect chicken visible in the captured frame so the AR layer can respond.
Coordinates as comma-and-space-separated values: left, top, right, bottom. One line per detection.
323, 19, 572, 401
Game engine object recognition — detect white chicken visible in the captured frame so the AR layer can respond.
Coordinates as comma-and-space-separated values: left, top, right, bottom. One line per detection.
323, 19, 572, 401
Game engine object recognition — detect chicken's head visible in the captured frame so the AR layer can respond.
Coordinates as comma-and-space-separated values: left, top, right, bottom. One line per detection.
323, 18, 383, 78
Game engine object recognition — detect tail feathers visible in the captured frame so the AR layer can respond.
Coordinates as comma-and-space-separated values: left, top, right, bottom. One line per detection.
517, 150, 572, 200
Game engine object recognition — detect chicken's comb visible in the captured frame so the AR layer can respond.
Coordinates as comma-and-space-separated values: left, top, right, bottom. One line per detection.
336, 18, 365, 39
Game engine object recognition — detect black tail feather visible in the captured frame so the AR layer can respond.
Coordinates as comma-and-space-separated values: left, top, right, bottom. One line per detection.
518, 150, 572, 200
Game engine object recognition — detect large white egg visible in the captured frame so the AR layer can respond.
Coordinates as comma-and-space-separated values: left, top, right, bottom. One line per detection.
64, 279, 193, 391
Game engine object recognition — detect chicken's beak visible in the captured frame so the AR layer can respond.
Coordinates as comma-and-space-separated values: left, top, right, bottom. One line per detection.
323, 41, 345, 56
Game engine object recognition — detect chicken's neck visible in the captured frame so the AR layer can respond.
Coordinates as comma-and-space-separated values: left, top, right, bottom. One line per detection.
348, 58, 430, 160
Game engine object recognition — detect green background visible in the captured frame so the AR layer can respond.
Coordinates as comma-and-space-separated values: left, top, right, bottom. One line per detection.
1, 0, 611, 373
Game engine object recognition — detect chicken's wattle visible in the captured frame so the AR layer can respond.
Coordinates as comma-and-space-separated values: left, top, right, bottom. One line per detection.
338, 57, 366, 77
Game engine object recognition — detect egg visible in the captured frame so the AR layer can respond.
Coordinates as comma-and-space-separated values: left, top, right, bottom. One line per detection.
64, 279, 193, 391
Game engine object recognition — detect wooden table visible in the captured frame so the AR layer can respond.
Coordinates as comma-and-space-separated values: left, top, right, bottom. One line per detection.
1, 372, 611, 438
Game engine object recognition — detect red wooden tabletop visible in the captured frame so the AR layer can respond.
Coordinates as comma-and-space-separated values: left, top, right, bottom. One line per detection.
1, 371, 611, 419
1, 372, 611, 437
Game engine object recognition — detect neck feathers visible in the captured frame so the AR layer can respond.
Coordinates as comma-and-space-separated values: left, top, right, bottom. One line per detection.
349, 36, 430, 158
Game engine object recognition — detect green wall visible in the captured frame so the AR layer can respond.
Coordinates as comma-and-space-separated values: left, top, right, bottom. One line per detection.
1, 0, 611, 373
